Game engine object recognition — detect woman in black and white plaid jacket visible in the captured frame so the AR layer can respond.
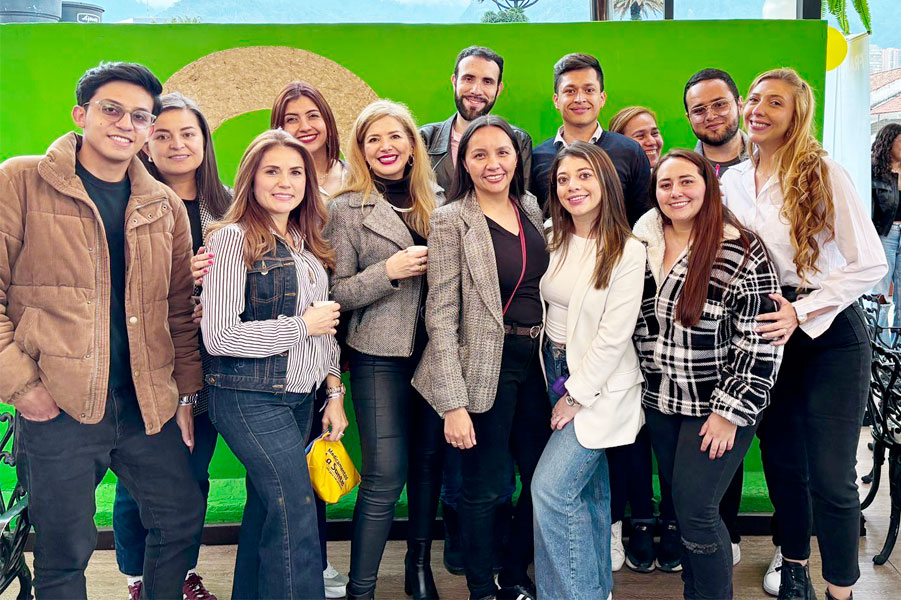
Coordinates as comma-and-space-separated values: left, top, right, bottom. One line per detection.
632, 149, 783, 600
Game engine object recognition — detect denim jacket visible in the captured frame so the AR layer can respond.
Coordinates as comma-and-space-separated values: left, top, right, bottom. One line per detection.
207, 241, 299, 393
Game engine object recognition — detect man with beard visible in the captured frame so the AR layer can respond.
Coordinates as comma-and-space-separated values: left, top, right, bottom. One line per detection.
420, 45, 533, 193
684, 68, 748, 178
530, 53, 650, 225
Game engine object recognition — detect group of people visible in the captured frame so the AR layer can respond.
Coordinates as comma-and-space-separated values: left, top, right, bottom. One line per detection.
0, 43, 886, 600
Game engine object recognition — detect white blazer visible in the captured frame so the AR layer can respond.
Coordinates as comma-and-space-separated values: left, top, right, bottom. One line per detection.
539, 234, 646, 449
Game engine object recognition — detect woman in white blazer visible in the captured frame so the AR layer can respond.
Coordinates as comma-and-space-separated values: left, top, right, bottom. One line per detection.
532, 142, 646, 600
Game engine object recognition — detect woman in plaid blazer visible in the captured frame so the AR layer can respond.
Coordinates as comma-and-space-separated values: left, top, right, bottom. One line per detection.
413, 115, 550, 600
633, 149, 783, 600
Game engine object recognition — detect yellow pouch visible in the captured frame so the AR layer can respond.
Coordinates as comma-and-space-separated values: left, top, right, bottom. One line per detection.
305, 435, 361, 504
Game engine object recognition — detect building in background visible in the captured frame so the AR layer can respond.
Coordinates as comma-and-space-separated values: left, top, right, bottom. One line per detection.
872, 68, 901, 134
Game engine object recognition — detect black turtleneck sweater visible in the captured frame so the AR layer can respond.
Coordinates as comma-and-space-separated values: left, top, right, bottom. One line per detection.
373, 171, 427, 246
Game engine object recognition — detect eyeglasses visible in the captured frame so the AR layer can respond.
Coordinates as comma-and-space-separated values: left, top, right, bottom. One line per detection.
688, 99, 733, 121
83, 100, 157, 130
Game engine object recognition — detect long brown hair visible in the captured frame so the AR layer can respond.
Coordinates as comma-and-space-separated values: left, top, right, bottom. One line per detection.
270, 81, 341, 172
140, 92, 232, 219
548, 142, 632, 290
340, 100, 436, 237
608, 105, 656, 136
747, 68, 833, 285
209, 129, 334, 270
652, 149, 752, 327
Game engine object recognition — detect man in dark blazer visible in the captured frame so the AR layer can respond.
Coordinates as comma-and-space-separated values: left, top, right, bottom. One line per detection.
420, 45, 533, 195
530, 53, 650, 226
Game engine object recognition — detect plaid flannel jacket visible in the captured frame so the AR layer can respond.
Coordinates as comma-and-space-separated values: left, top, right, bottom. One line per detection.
632, 210, 784, 427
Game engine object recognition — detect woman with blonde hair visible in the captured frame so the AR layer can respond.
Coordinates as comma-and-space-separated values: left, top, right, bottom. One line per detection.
609, 106, 665, 168
201, 129, 348, 599
722, 68, 887, 600
324, 99, 444, 600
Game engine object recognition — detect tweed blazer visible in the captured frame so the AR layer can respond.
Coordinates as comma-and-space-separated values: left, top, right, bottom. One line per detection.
324, 186, 444, 357
412, 191, 546, 416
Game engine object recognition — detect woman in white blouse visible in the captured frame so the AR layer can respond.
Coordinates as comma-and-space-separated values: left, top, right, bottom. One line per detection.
721, 68, 887, 600
531, 141, 646, 600
201, 129, 348, 599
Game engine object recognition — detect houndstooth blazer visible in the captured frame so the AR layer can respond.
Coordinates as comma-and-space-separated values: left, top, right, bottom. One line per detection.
412, 191, 546, 417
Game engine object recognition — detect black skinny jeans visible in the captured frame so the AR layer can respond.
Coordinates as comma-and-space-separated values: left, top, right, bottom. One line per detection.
757, 304, 869, 587
347, 349, 445, 596
16, 385, 204, 599
460, 334, 551, 599
645, 408, 757, 600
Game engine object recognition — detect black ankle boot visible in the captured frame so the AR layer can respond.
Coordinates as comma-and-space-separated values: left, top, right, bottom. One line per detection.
405, 540, 440, 599
346, 590, 375, 600
441, 501, 465, 575
777, 561, 815, 600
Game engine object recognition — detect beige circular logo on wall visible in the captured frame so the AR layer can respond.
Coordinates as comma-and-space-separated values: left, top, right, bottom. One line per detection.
163, 46, 379, 148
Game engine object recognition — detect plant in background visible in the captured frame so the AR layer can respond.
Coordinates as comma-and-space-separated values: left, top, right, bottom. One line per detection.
477, 0, 536, 23
823, 0, 872, 34
613, 0, 665, 21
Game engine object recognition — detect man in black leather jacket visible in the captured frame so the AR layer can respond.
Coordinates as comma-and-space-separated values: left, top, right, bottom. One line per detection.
419, 45, 532, 196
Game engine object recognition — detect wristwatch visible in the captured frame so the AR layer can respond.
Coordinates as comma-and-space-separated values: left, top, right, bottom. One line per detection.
795, 309, 809, 325
564, 394, 576, 407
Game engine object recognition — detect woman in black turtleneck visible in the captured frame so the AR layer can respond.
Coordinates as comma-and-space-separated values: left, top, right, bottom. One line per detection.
324, 100, 445, 600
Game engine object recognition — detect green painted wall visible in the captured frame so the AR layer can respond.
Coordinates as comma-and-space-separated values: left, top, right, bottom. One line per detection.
0, 21, 826, 520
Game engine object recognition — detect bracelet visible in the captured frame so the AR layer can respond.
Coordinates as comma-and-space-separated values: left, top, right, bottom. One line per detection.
178, 395, 197, 406
326, 384, 345, 397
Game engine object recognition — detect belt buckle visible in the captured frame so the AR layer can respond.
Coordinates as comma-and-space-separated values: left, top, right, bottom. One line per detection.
529, 325, 542, 339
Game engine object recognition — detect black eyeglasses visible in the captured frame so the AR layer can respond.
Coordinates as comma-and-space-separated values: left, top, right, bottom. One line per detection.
83, 100, 157, 130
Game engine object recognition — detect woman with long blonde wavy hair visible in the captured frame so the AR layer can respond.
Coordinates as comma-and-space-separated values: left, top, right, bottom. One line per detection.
721, 68, 887, 600
323, 99, 444, 599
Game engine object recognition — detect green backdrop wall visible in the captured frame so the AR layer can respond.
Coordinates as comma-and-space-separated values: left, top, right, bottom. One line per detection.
0, 20, 826, 524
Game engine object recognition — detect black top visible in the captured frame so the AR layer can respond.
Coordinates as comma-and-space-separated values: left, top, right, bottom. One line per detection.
895, 189, 901, 223
487, 205, 548, 326
76, 161, 132, 392
373, 171, 427, 246
182, 197, 204, 254
530, 129, 652, 227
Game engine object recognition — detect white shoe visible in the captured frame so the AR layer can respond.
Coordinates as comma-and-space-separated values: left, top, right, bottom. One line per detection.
763, 546, 782, 596
611, 521, 625, 572
732, 542, 741, 566
323, 561, 348, 599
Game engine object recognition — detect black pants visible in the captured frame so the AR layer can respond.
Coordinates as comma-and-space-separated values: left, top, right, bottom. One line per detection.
347, 350, 445, 596
460, 334, 551, 599
757, 304, 869, 587
16, 385, 204, 599
645, 408, 756, 600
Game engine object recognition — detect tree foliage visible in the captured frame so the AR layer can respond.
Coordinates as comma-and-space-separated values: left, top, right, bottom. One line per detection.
824, 0, 872, 34
613, 0, 665, 21
481, 7, 529, 23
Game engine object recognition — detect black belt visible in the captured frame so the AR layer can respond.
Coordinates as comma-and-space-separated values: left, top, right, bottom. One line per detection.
503, 324, 542, 338
780, 286, 815, 302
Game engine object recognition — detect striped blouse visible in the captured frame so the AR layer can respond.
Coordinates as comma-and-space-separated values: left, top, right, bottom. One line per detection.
200, 223, 340, 393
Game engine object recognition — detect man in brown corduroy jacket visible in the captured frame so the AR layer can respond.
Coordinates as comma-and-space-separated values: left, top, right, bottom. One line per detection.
0, 62, 204, 600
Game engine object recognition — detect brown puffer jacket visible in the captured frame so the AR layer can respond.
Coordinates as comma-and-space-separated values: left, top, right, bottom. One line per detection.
0, 132, 202, 434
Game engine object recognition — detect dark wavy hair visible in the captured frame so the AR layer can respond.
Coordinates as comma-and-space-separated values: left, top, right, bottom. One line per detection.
651, 149, 752, 327
270, 81, 341, 172
872, 123, 901, 183
449, 115, 525, 202
140, 93, 232, 220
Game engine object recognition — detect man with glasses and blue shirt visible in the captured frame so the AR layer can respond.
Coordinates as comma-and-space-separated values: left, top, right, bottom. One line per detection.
0, 62, 204, 599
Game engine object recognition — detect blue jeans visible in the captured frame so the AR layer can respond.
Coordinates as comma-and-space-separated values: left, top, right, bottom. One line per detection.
113, 411, 219, 576
533, 339, 612, 600
877, 223, 901, 341
209, 386, 323, 600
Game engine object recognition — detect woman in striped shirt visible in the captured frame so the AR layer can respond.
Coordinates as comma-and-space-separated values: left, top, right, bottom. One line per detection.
633, 149, 782, 600
201, 129, 348, 599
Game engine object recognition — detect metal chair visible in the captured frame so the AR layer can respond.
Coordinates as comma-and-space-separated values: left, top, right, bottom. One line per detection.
0, 412, 32, 599
862, 342, 901, 564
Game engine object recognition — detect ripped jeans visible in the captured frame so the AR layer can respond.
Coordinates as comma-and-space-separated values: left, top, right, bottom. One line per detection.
645, 408, 757, 600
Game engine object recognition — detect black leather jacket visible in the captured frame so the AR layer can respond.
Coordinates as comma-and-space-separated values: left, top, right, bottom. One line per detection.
419, 114, 533, 196
872, 174, 900, 237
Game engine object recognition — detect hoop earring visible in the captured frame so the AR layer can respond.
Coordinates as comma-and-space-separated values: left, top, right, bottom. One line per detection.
407, 156, 414, 167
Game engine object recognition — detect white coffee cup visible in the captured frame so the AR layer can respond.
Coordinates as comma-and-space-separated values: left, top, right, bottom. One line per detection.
407, 245, 428, 256
313, 300, 336, 308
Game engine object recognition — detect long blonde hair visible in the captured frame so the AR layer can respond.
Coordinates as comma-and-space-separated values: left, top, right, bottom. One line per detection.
747, 68, 833, 285
340, 100, 437, 237
209, 129, 334, 270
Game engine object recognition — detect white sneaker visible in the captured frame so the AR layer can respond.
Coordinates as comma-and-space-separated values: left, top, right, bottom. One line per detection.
762, 546, 782, 596
732, 542, 741, 566
323, 561, 348, 599
611, 521, 625, 572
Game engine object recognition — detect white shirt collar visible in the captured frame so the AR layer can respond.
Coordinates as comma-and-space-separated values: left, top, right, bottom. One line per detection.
554, 122, 604, 147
